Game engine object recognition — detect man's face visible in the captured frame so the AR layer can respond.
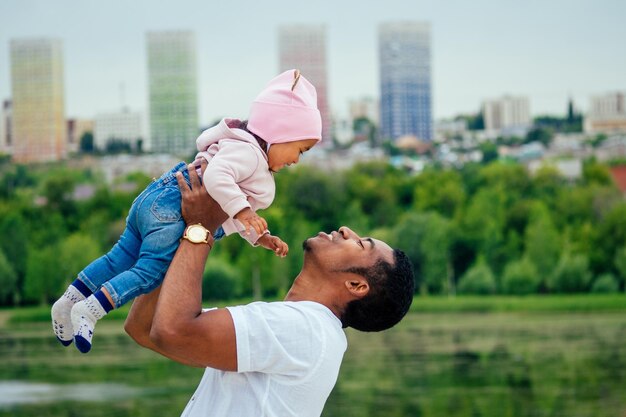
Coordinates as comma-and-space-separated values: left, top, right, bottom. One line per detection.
303, 226, 394, 272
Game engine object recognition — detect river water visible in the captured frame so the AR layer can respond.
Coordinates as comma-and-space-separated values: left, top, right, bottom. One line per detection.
1, 311, 625, 417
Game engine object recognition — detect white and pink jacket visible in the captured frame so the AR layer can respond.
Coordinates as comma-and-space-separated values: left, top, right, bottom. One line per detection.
194, 118, 275, 245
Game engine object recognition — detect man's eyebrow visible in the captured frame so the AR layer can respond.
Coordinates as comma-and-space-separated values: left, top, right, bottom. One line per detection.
365, 238, 375, 249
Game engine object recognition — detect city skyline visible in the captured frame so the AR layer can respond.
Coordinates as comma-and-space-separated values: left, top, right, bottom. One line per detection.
1, 0, 625, 127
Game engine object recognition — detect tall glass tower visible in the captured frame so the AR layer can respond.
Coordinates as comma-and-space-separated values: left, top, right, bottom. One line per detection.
379, 22, 432, 142
146, 31, 198, 155
10, 38, 66, 162
278, 25, 331, 144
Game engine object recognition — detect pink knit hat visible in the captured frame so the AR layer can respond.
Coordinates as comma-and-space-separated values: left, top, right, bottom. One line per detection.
247, 69, 322, 144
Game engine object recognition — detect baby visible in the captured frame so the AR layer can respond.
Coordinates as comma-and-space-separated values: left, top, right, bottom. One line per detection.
51, 69, 321, 353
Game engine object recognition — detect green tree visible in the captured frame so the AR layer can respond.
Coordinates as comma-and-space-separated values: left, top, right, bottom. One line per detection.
79, 131, 94, 153
58, 233, 101, 286
457, 259, 496, 295
613, 245, 626, 290
524, 203, 560, 280
583, 160, 613, 186
21, 233, 98, 306
478, 163, 531, 204
459, 188, 509, 276
278, 166, 347, 231
554, 186, 594, 229
591, 273, 619, 294
501, 258, 540, 295
591, 203, 626, 276
202, 258, 241, 301
344, 162, 407, 228
531, 165, 564, 209
23, 245, 64, 305
391, 212, 453, 294
479, 142, 498, 164
548, 253, 592, 293
0, 249, 18, 305
524, 127, 554, 146
42, 171, 78, 223
352, 117, 377, 147
455, 113, 484, 130
0, 212, 28, 301
32, 211, 68, 248
413, 169, 466, 218
0, 164, 36, 198
105, 138, 132, 154
589, 133, 608, 148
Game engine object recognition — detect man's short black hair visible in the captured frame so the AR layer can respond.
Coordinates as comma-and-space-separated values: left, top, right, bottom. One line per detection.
340, 249, 415, 332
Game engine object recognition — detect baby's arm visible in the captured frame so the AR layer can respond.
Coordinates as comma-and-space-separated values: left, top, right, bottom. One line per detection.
234, 207, 267, 237
256, 233, 289, 257
200, 140, 275, 247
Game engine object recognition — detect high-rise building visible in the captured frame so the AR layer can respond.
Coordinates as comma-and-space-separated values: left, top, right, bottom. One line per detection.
278, 25, 331, 143
584, 92, 626, 134
94, 110, 142, 151
483, 95, 531, 132
10, 38, 66, 162
146, 31, 198, 155
1, 100, 12, 155
379, 21, 433, 142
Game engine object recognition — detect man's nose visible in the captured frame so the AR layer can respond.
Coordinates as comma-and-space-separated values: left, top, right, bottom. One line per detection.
338, 226, 359, 239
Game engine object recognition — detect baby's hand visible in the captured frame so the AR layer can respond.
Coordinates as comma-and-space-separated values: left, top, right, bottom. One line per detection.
257, 234, 289, 257
234, 207, 268, 236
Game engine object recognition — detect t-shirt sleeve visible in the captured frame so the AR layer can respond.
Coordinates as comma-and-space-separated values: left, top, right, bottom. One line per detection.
226, 303, 322, 378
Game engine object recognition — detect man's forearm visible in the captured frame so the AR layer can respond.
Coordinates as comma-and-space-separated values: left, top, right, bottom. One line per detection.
150, 240, 210, 351
146, 165, 237, 370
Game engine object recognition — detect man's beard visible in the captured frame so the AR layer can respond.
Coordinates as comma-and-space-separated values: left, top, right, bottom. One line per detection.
302, 238, 312, 252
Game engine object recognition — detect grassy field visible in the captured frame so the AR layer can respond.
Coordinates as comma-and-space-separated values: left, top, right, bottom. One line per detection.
1, 295, 625, 417
3, 294, 625, 325
408, 293, 626, 313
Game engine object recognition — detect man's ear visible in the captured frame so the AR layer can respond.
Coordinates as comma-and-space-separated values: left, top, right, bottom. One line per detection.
344, 279, 369, 298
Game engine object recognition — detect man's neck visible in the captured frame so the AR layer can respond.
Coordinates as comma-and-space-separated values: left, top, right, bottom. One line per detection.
284, 271, 344, 321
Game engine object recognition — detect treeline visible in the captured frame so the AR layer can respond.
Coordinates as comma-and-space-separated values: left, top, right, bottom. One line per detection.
0, 158, 624, 307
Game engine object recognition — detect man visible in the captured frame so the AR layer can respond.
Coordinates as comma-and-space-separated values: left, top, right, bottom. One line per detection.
124, 164, 415, 416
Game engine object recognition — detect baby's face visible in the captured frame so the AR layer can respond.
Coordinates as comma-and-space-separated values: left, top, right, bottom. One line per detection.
267, 139, 318, 172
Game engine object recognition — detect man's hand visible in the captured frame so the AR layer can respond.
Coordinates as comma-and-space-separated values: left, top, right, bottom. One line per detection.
176, 160, 228, 233
257, 234, 289, 257
234, 207, 268, 236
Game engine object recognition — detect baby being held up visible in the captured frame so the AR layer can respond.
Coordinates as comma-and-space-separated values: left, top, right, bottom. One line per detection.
51, 69, 322, 353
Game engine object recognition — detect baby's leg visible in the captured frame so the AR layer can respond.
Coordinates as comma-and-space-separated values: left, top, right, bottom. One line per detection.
71, 187, 185, 353
79, 224, 144, 290
52, 225, 142, 346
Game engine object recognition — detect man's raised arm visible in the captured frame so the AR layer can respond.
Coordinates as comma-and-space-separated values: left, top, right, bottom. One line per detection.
125, 161, 233, 369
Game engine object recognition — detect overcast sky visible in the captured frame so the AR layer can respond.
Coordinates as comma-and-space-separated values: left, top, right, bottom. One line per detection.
1, 0, 625, 126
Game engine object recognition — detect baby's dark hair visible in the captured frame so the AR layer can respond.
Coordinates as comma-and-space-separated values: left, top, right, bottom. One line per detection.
227, 119, 268, 154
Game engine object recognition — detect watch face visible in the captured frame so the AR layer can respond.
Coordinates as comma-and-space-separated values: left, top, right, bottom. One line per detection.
188, 225, 207, 242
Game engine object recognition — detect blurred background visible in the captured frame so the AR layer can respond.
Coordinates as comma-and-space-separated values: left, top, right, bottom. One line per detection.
1, 0, 626, 416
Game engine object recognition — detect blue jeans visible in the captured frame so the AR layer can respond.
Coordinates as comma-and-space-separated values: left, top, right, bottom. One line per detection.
79, 162, 225, 308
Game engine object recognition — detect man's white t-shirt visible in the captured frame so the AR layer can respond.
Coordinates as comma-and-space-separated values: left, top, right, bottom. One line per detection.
180, 301, 348, 417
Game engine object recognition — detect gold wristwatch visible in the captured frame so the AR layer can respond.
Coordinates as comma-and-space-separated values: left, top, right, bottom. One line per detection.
182, 224, 213, 245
